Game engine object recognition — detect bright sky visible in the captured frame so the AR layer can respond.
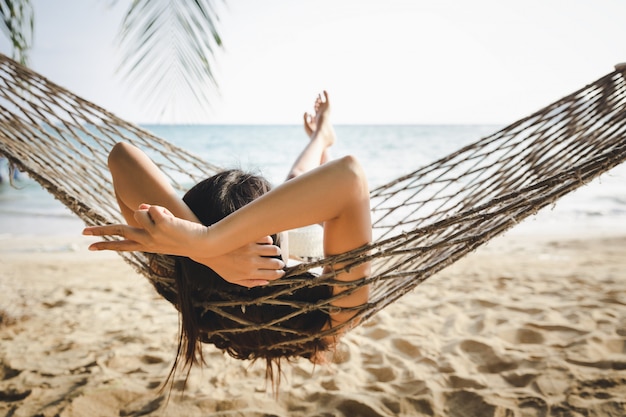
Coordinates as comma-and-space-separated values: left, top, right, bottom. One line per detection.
3, 0, 626, 124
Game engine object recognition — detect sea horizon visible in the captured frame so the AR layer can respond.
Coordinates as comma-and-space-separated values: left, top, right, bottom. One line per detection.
1, 123, 625, 240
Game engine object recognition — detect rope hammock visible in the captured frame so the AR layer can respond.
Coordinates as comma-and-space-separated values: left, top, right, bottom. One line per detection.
1, 53, 626, 350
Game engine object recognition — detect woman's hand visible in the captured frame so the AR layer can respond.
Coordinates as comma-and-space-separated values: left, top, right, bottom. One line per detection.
195, 235, 285, 288
84, 204, 210, 258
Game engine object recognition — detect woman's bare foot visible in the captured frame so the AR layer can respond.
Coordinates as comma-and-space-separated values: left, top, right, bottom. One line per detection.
303, 112, 315, 139
303, 91, 335, 155
286, 91, 337, 180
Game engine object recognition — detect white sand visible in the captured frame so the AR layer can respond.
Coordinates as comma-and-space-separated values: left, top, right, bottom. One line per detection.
0, 229, 625, 416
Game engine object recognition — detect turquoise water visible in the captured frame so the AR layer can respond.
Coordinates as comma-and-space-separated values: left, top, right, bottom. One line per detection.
1, 124, 625, 237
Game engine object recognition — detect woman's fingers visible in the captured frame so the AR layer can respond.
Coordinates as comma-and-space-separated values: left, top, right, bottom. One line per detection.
133, 204, 172, 228
254, 255, 284, 271
134, 209, 154, 229
229, 259, 285, 288
88, 239, 143, 252
239, 269, 286, 288
83, 223, 137, 238
256, 268, 285, 281
148, 204, 174, 221
83, 223, 150, 252
257, 243, 281, 258
254, 235, 281, 257
256, 235, 273, 245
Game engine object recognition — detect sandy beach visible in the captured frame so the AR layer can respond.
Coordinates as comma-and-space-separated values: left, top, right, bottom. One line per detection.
0, 225, 625, 416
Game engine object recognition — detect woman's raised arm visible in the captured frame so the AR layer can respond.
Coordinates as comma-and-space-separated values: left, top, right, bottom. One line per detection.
84, 155, 371, 263
97, 141, 286, 287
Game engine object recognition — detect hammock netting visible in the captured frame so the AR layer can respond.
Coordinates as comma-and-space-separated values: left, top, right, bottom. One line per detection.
1, 54, 625, 348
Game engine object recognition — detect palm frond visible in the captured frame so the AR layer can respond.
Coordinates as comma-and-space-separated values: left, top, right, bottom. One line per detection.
0, 0, 34, 65
116, 0, 224, 121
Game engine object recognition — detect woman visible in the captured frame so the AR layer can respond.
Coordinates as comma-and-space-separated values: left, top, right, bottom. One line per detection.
83, 91, 371, 385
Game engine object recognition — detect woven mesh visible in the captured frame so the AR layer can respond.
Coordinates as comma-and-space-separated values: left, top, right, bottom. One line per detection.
1, 54, 625, 348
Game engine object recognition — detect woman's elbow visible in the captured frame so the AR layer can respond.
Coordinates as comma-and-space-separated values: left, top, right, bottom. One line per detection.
107, 141, 138, 171
337, 155, 368, 194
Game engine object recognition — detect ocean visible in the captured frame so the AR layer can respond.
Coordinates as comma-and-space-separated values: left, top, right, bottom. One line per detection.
1, 124, 625, 239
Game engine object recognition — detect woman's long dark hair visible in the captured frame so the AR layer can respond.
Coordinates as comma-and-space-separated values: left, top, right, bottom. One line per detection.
168, 169, 332, 388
